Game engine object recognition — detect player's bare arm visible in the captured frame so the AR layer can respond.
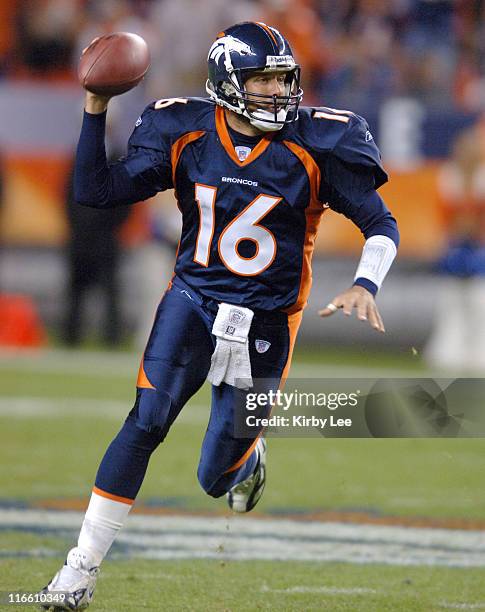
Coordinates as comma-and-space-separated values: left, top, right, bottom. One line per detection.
85, 91, 111, 115
318, 285, 386, 333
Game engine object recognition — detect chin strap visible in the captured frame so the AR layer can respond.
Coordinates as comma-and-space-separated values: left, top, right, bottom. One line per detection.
246, 108, 287, 132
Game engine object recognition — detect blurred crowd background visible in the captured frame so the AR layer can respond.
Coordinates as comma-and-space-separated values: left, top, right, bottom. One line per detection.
2, 0, 485, 113
1, 0, 485, 371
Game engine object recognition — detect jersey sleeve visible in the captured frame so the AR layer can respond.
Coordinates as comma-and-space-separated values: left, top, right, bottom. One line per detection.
319, 114, 388, 207
121, 104, 173, 193
305, 111, 398, 247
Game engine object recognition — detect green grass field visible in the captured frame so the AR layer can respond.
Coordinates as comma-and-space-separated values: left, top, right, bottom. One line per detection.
4, 550, 485, 611
1, 346, 485, 611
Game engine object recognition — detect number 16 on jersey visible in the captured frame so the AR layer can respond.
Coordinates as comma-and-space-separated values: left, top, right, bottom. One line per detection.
194, 184, 282, 277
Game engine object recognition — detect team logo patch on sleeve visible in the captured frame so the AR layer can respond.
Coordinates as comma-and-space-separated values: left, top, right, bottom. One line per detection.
255, 339, 271, 353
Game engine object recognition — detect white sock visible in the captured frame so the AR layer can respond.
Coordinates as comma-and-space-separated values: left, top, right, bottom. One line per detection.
77, 488, 133, 566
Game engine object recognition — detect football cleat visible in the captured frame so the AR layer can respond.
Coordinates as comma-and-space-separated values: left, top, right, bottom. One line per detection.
39, 547, 99, 611
227, 437, 266, 513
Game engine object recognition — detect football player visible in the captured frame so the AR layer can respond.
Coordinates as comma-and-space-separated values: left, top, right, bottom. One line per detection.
40, 22, 398, 610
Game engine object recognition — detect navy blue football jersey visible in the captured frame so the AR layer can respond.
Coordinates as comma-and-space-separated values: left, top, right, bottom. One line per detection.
121, 98, 387, 312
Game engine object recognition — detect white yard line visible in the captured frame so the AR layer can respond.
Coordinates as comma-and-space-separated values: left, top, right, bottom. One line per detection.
0, 397, 128, 418
438, 604, 485, 610
260, 585, 377, 595
0, 349, 139, 377
0, 348, 421, 378
1, 508, 485, 567
0, 397, 209, 424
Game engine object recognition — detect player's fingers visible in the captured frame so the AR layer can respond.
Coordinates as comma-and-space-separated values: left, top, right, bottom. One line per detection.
341, 295, 358, 317
372, 305, 386, 333
318, 301, 340, 317
367, 304, 385, 333
82, 37, 99, 55
367, 305, 380, 330
356, 300, 368, 322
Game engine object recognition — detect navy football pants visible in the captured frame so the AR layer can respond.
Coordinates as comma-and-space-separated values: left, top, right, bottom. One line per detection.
95, 276, 301, 500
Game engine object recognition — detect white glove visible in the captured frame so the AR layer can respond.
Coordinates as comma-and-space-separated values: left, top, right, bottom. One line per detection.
207, 303, 254, 390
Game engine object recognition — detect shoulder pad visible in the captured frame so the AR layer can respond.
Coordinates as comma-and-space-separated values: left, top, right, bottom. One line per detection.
293, 106, 352, 152
129, 97, 214, 149
333, 112, 387, 189
294, 106, 387, 189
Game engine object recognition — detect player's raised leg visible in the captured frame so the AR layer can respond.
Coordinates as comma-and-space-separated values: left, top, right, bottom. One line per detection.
197, 310, 299, 513
197, 381, 269, 505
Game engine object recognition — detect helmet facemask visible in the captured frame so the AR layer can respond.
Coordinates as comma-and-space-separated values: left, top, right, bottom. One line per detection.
231, 66, 302, 132
207, 66, 302, 132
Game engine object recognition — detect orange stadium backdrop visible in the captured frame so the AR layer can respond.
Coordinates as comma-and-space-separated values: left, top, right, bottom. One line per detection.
1, 155, 70, 245
0, 154, 444, 259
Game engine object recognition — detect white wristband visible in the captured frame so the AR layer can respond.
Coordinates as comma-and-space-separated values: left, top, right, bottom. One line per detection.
354, 235, 397, 290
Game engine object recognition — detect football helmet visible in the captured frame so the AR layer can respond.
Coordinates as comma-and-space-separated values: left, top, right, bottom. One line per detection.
206, 22, 303, 132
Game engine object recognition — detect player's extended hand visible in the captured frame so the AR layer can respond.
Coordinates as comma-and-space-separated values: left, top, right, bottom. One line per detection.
318, 285, 385, 333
